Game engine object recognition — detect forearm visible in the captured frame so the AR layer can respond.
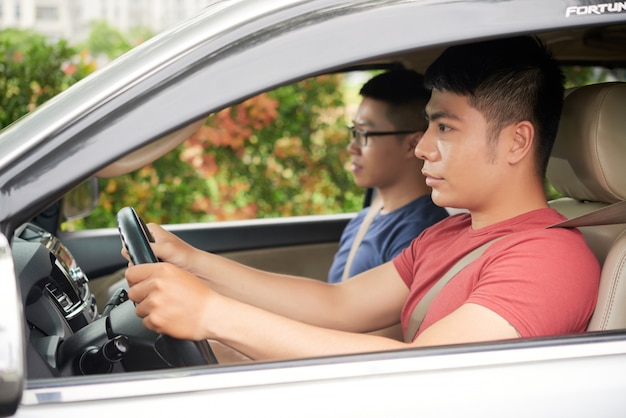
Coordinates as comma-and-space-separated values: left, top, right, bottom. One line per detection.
208, 294, 408, 360
188, 249, 353, 330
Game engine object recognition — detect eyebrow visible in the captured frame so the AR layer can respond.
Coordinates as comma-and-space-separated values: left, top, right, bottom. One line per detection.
424, 109, 462, 122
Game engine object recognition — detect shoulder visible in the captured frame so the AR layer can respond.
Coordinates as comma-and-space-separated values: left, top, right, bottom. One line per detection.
471, 208, 599, 273
487, 216, 592, 253
338, 207, 370, 241
483, 224, 599, 276
346, 207, 370, 227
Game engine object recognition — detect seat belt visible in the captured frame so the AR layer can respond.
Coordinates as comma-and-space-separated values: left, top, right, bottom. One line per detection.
403, 199, 626, 343
341, 194, 384, 282
404, 238, 504, 342
547, 199, 626, 228
346, 194, 404, 340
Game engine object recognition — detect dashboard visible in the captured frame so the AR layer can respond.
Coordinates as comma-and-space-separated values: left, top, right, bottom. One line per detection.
15, 222, 215, 379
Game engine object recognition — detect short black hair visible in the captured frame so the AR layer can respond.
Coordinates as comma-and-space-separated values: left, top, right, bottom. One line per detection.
359, 69, 430, 131
425, 36, 564, 178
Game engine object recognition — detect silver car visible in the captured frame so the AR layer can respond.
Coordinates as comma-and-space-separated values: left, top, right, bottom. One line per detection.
2, 0, 626, 416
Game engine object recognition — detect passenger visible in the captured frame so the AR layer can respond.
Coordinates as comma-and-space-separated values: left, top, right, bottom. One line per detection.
328, 69, 448, 283
124, 36, 600, 359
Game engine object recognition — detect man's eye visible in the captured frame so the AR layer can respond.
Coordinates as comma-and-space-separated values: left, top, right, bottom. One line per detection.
438, 124, 450, 133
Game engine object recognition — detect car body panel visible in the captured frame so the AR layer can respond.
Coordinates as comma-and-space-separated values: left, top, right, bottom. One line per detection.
0, 234, 23, 417
1, 0, 626, 416
18, 335, 626, 417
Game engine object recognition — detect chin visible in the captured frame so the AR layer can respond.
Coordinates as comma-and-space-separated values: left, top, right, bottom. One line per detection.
431, 193, 460, 209
353, 178, 371, 189
430, 192, 447, 207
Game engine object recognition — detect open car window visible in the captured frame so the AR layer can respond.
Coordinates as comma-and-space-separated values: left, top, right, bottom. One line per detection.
65, 72, 381, 231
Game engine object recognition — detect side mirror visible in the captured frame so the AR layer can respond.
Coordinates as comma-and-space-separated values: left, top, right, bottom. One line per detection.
0, 234, 24, 416
62, 177, 100, 221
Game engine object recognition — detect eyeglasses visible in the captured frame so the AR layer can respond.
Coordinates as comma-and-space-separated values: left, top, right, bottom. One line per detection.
347, 125, 418, 147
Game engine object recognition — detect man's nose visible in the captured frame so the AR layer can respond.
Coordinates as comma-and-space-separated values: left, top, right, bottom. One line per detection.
414, 126, 435, 161
347, 139, 362, 154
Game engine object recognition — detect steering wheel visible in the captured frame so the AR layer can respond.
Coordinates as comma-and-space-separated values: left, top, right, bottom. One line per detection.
116, 206, 217, 366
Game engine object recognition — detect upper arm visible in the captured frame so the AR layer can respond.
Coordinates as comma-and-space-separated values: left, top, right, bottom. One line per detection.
413, 303, 520, 347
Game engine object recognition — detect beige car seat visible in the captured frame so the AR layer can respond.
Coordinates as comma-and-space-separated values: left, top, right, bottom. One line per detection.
546, 82, 626, 331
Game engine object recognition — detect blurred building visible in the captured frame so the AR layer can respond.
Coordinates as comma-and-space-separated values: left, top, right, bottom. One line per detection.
0, 0, 210, 43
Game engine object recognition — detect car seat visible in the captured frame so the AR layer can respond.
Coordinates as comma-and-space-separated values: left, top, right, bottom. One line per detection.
546, 81, 626, 331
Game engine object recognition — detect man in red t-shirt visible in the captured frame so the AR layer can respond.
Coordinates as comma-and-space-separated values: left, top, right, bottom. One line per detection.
124, 36, 600, 359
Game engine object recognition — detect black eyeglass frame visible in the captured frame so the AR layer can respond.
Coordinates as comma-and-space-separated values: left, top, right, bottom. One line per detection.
347, 125, 418, 147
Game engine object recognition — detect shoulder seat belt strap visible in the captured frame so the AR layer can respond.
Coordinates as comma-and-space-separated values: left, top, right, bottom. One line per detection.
404, 238, 504, 342
404, 199, 626, 343
547, 199, 626, 228
341, 194, 384, 282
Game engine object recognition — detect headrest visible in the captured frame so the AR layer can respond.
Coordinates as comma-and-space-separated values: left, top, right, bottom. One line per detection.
547, 82, 626, 204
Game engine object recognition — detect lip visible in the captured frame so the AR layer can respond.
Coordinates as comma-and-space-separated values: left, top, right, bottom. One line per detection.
422, 170, 443, 187
351, 161, 362, 173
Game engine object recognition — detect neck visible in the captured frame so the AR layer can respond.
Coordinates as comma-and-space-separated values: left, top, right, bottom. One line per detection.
469, 181, 549, 230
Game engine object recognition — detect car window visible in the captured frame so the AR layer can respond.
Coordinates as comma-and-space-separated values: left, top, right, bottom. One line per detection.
64, 72, 378, 231
563, 65, 626, 88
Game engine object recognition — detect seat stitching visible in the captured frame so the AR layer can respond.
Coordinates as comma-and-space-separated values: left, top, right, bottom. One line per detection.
601, 250, 626, 329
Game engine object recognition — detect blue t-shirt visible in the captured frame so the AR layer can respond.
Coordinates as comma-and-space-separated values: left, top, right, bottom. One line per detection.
327, 194, 448, 283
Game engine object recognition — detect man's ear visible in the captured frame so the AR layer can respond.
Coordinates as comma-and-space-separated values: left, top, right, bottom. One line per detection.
508, 121, 534, 165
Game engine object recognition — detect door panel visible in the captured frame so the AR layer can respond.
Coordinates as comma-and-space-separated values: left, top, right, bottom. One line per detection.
60, 213, 352, 284
222, 242, 339, 282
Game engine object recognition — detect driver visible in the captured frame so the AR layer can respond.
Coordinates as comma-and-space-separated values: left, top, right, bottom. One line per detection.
123, 36, 600, 360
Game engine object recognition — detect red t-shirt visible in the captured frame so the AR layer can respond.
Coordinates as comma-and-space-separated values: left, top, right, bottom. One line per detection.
393, 208, 600, 341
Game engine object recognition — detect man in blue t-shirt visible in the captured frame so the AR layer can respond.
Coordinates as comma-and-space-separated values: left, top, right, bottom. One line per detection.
328, 70, 448, 283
